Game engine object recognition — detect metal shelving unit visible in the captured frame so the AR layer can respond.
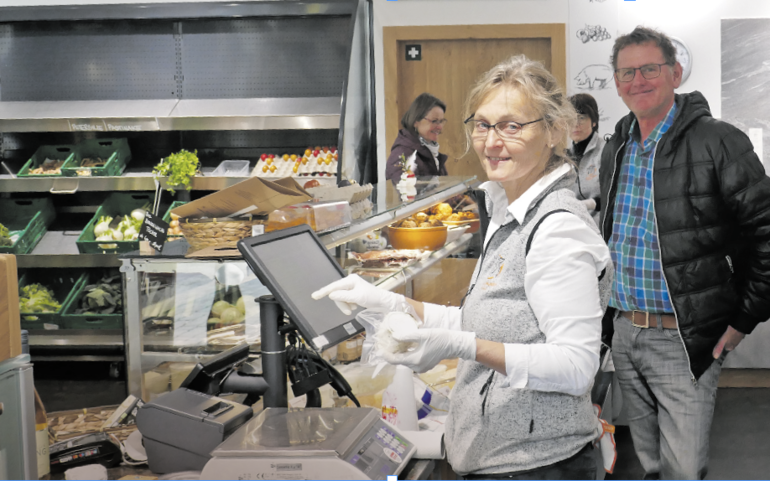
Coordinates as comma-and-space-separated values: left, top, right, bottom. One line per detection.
0, 0, 375, 361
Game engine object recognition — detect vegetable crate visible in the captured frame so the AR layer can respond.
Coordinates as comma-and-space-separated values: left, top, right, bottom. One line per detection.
76, 192, 153, 254
0, 197, 56, 255
18, 270, 86, 331
17, 144, 77, 177
63, 138, 132, 177
61, 270, 123, 330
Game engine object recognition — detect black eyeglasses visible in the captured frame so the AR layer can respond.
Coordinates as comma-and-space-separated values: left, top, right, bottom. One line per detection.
463, 116, 543, 140
614, 63, 672, 83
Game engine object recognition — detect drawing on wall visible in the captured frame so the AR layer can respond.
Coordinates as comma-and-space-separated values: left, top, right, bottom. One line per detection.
576, 24, 612, 43
574, 64, 614, 90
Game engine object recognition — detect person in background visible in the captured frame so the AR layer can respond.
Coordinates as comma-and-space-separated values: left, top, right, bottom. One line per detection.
385, 93, 449, 183
316, 55, 612, 479
568, 93, 604, 225
601, 26, 770, 479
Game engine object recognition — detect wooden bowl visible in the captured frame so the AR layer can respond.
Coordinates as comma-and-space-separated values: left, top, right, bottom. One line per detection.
443, 218, 480, 234
387, 225, 447, 251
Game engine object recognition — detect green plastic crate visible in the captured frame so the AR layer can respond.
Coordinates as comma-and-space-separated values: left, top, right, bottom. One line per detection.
18, 270, 85, 331
76, 192, 153, 254
0, 198, 56, 255
17, 144, 77, 177
163, 201, 186, 237
63, 138, 132, 177
61, 270, 123, 330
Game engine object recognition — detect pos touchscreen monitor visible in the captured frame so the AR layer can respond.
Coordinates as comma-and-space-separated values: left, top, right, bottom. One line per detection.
237, 225, 364, 351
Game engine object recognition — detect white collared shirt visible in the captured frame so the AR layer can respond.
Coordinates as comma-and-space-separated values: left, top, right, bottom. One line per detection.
423, 164, 610, 396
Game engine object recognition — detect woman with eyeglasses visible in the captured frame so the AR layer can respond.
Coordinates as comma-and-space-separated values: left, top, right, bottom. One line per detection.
567, 93, 605, 226
385, 92, 449, 183
314, 55, 612, 479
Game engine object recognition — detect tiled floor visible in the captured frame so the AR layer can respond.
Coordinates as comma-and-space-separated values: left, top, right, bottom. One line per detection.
33, 365, 770, 480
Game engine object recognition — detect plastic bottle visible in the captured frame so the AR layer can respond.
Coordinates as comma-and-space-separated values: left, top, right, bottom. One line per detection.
380, 365, 418, 431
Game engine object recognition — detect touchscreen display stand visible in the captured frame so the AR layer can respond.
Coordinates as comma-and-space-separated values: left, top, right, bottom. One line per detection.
237, 224, 364, 352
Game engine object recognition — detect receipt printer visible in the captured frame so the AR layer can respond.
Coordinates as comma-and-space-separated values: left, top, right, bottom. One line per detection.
136, 388, 253, 474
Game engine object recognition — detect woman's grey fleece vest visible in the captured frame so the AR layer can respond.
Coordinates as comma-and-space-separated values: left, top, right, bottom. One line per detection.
445, 171, 613, 475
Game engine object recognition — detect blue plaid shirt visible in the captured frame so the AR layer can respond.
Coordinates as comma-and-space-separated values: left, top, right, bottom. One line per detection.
608, 103, 677, 313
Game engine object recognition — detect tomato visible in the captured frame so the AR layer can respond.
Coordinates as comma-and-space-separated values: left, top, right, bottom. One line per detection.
282, 154, 290, 161
269, 165, 276, 173
313, 149, 320, 156
293, 165, 299, 173
302, 158, 308, 165
262, 165, 268, 173
260, 154, 267, 161
304, 179, 321, 189
305, 149, 312, 157
322, 147, 329, 153
290, 154, 298, 161
317, 158, 323, 165
268, 153, 275, 159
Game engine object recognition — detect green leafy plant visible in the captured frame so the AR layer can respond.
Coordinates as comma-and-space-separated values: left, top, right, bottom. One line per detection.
19, 283, 61, 313
75, 275, 122, 315
0, 222, 12, 247
153, 149, 200, 194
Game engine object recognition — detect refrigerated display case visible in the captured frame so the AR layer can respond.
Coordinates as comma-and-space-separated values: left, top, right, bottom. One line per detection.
120, 175, 479, 400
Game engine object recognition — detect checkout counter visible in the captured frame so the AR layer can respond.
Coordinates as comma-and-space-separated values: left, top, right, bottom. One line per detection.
133, 226, 438, 480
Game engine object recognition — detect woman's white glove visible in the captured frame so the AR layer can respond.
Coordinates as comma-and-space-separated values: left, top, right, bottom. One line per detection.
311, 274, 411, 316
581, 198, 597, 211
382, 328, 476, 373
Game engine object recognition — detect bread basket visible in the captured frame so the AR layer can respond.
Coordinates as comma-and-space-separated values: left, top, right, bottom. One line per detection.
178, 217, 263, 251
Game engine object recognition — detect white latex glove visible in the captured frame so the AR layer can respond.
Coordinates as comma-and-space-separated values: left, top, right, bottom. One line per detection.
581, 198, 597, 211
311, 274, 411, 316
382, 328, 476, 373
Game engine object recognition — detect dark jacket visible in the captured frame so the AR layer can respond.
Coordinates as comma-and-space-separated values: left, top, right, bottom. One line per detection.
385, 129, 448, 183
600, 91, 770, 379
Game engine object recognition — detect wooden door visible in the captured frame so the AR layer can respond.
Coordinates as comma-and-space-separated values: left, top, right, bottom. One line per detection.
384, 24, 566, 182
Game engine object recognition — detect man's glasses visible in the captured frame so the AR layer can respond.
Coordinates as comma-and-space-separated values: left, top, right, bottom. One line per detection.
423, 118, 448, 126
614, 63, 671, 83
463, 116, 543, 140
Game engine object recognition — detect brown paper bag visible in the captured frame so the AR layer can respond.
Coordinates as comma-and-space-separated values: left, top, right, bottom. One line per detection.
171, 176, 311, 220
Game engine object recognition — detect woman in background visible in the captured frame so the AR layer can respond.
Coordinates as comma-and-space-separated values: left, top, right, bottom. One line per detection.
568, 93, 604, 225
386, 93, 449, 183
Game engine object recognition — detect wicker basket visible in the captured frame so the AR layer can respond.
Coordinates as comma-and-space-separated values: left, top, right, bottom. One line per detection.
179, 217, 263, 252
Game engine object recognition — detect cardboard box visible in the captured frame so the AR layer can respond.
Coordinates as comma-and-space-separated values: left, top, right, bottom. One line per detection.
0, 254, 21, 362
171, 176, 311, 220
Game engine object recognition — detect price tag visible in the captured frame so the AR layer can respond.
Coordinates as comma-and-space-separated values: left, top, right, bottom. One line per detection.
138, 211, 169, 252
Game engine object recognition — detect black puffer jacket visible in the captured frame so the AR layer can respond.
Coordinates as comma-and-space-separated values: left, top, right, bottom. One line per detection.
600, 91, 770, 379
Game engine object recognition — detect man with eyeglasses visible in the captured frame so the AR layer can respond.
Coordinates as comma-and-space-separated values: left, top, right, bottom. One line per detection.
600, 26, 770, 479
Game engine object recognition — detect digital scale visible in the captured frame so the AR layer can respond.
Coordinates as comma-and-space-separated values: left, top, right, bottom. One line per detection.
201, 407, 416, 480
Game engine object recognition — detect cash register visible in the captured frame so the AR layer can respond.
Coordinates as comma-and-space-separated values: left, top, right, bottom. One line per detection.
138, 225, 417, 479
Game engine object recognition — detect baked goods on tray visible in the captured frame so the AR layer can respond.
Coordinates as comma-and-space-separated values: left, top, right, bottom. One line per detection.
350, 249, 428, 268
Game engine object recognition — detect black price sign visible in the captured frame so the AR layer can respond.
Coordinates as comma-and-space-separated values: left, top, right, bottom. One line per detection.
138, 211, 169, 252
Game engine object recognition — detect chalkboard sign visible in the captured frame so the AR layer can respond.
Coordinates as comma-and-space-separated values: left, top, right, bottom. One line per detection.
138, 211, 169, 252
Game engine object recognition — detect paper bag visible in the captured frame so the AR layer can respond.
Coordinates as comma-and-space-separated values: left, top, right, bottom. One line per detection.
171, 176, 311, 219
